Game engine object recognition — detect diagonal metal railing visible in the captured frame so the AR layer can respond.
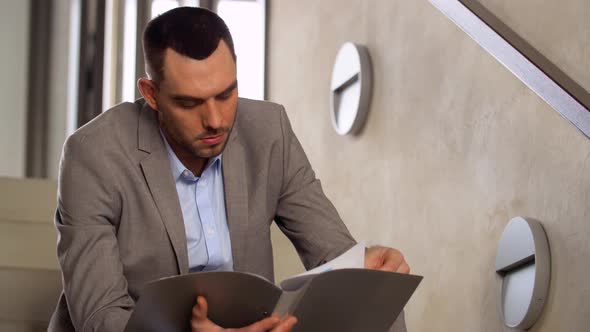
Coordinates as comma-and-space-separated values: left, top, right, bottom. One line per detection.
430, 0, 590, 139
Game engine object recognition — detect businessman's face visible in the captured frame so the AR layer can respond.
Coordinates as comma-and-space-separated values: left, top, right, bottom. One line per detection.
145, 40, 238, 165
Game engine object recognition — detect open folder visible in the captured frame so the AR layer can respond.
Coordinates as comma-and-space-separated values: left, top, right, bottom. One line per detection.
125, 244, 422, 332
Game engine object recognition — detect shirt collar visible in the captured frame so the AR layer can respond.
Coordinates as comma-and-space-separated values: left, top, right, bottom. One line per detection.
159, 129, 222, 181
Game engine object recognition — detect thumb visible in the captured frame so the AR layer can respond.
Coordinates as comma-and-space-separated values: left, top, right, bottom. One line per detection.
193, 296, 209, 320
191, 296, 224, 331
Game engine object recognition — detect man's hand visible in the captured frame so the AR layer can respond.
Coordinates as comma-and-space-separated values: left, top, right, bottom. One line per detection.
365, 246, 410, 274
191, 296, 297, 332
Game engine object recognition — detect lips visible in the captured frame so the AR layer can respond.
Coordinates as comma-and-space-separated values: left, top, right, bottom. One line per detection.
200, 133, 225, 146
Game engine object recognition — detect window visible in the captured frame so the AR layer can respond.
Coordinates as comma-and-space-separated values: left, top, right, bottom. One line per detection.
102, 0, 265, 110
217, 0, 266, 100
152, 0, 200, 18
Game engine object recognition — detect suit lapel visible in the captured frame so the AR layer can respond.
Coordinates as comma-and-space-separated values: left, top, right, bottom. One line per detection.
222, 127, 249, 272
137, 103, 189, 274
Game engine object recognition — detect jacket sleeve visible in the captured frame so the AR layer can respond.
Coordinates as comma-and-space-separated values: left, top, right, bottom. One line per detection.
273, 106, 407, 332
55, 132, 133, 332
273, 107, 357, 270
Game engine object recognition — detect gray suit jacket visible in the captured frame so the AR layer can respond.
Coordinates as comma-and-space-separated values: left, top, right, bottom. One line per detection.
48, 98, 406, 332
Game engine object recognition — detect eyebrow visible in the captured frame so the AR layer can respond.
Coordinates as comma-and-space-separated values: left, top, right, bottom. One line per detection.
171, 80, 238, 103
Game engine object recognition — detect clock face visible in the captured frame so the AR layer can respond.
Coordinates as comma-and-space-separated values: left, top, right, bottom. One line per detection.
495, 217, 550, 329
330, 42, 372, 135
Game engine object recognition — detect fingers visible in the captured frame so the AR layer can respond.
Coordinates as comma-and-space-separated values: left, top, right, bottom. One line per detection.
191, 297, 294, 332
364, 246, 385, 270
239, 315, 297, 332
239, 316, 281, 332
271, 316, 298, 332
395, 261, 411, 274
365, 246, 411, 274
379, 249, 406, 273
190, 297, 297, 332
190, 296, 297, 332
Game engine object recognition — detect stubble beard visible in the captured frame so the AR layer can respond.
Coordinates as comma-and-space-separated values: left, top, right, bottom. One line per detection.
157, 103, 237, 161
173, 120, 235, 161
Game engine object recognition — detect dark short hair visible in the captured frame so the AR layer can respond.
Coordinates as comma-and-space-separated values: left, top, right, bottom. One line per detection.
142, 7, 236, 83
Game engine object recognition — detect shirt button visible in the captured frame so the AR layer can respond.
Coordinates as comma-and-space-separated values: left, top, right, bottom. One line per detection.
207, 228, 215, 236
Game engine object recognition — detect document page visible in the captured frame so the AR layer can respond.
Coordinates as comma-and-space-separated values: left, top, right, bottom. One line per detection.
280, 243, 365, 291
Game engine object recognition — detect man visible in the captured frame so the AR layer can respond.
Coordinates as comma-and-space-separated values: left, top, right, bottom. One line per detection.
49, 7, 410, 332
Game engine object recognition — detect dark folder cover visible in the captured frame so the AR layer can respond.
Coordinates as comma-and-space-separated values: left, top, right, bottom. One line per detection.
125, 269, 422, 332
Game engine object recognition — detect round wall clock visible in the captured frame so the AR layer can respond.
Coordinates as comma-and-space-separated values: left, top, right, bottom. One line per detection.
496, 217, 550, 329
329, 42, 373, 135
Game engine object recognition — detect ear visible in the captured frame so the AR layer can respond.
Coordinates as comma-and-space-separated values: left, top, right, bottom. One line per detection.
138, 78, 159, 111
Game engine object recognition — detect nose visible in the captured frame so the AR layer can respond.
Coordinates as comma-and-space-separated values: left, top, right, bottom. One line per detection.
201, 99, 222, 130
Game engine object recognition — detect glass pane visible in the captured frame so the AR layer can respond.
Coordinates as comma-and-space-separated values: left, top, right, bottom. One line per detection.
152, 0, 180, 18
217, 0, 265, 100
180, 0, 200, 6
122, 0, 137, 103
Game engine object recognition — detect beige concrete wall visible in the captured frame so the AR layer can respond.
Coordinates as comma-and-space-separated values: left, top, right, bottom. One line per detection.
0, 177, 61, 331
268, 0, 590, 331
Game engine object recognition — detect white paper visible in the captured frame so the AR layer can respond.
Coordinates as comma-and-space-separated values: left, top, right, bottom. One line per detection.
280, 243, 365, 291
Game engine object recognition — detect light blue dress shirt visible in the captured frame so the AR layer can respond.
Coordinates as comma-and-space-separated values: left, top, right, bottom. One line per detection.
161, 132, 233, 272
